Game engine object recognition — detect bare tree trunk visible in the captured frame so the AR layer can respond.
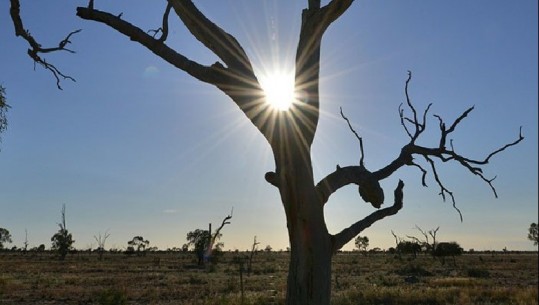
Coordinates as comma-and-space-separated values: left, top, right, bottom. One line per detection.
272, 138, 333, 305
286, 214, 332, 305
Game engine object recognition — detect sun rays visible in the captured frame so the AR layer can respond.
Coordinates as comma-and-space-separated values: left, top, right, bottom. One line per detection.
171, 1, 367, 173
259, 71, 297, 111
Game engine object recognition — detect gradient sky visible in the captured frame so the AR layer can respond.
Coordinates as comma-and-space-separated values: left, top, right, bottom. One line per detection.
1, 1, 537, 252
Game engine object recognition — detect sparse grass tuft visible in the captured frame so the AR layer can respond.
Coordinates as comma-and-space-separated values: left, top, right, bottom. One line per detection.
97, 287, 127, 305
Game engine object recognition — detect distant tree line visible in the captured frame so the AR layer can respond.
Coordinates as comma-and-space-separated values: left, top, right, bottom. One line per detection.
2, 219, 537, 263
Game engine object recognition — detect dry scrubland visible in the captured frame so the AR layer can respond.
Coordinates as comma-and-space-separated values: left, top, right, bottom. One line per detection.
0, 251, 537, 305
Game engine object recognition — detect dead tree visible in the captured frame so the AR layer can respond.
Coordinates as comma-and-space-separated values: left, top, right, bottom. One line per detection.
205, 209, 232, 263
9, 1, 524, 304
247, 236, 260, 276
391, 230, 403, 259
407, 225, 439, 255
94, 230, 111, 261
428, 227, 440, 254
23, 229, 29, 254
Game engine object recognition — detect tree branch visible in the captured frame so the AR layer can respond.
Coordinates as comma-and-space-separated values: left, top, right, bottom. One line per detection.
320, 72, 522, 222
308, 0, 321, 10
391, 230, 402, 246
423, 155, 463, 220
76, 6, 218, 84
331, 180, 404, 252
77, 3, 284, 150
290, 0, 354, 149
398, 71, 434, 142
316, 165, 384, 208
207, 209, 233, 257
168, 0, 253, 73
372, 72, 524, 219
319, 0, 354, 31
10, 0, 80, 89
314, 106, 385, 208
148, 3, 172, 42
340, 107, 364, 166
214, 209, 233, 239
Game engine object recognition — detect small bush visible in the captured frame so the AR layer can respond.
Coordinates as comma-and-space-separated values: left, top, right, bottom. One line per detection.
188, 275, 207, 285
466, 268, 490, 278
97, 288, 127, 305
394, 264, 433, 276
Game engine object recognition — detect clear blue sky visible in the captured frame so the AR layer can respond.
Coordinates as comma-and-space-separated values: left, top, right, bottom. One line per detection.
1, 1, 537, 251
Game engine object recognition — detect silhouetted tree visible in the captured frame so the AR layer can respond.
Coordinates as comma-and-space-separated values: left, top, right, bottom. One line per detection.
34, 244, 46, 252
50, 205, 75, 260
354, 236, 369, 253
0, 227, 12, 249
528, 223, 538, 246
397, 241, 421, 259
434, 242, 463, 265
186, 229, 213, 266
127, 236, 150, 256
181, 243, 189, 252
7, 1, 524, 304
185, 211, 232, 266
205, 211, 232, 263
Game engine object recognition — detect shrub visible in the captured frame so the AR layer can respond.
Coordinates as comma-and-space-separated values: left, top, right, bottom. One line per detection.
97, 288, 127, 305
466, 267, 490, 278
51, 205, 75, 260
433, 242, 463, 265
394, 263, 433, 276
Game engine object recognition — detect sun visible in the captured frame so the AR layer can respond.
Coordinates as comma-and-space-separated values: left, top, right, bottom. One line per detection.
260, 72, 296, 111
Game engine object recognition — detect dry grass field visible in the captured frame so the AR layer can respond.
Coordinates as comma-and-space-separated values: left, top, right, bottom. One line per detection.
0, 250, 537, 305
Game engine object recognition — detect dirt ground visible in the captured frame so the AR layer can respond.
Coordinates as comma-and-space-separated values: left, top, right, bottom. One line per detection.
0, 250, 537, 305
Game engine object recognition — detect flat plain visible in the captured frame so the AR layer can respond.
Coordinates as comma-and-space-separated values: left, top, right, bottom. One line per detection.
0, 250, 537, 305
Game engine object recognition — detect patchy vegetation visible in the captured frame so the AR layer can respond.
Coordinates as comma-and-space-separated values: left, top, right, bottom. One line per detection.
0, 251, 536, 304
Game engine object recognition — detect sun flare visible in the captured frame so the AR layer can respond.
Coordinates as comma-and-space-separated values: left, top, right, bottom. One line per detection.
260, 72, 296, 111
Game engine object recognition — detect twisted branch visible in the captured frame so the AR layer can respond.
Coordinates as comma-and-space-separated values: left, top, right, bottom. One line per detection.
377, 72, 522, 219
399, 71, 432, 142
10, 0, 80, 89
316, 165, 384, 208
331, 180, 404, 252
206, 209, 233, 258
148, 3, 172, 42
317, 71, 523, 221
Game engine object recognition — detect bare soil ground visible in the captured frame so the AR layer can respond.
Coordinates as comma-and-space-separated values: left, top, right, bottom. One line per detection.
0, 251, 537, 304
